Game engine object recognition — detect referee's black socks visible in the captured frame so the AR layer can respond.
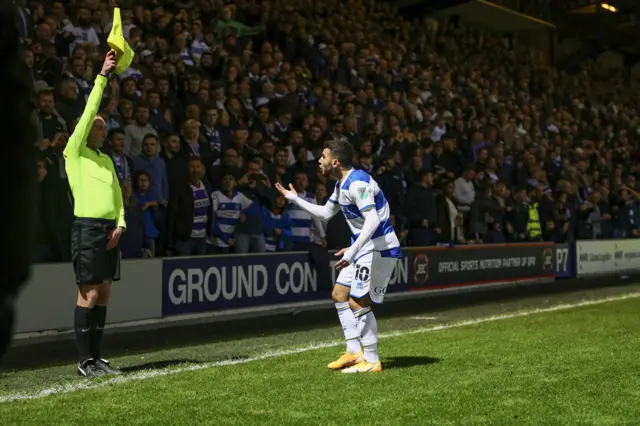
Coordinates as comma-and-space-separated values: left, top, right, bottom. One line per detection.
90, 305, 107, 360
74, 306, 92, 364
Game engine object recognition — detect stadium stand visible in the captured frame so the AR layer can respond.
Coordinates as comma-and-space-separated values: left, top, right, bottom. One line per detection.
20, 0, 640, 262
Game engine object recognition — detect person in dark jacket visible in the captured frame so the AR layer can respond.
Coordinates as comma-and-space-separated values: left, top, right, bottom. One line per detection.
165, 157, 213, 256
469, 185, 504, 242
207, 146, 244, 189
34, 155, 56, 262
406, 170, 438, 246
438, 135, 464, 179
506, 187, 529, 242
576, 190, 613, 240
235, 157, 270, 253
548, 193, 572, 243
484, 181, 508, 243
375, 148, 405, 220
40, 133, 74, 261
613, 188, 640, 238
435, 180, 465, 244
403, 154, 425, 186
162, 132, 188, 188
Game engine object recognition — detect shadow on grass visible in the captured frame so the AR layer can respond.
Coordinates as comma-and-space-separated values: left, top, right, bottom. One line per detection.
120, 355, 253, 374
384, 356, 440, 369
120, 359, 200, 373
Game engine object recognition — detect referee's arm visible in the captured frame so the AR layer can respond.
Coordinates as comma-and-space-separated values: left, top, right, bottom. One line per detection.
111, 165, 127, 229
63, 74, 109, 160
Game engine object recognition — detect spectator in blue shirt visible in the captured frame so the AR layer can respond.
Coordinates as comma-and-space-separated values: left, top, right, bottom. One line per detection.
262, 193, 293, 252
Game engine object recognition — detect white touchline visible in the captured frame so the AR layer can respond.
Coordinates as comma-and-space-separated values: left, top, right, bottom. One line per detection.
1, 292, 638, 404
411, 317, 439, 320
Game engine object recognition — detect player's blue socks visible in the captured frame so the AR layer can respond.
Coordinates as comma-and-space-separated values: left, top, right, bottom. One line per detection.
335, 302, 361, 354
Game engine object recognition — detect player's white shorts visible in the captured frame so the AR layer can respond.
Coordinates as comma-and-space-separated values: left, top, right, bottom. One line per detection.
336, 251, 399, 304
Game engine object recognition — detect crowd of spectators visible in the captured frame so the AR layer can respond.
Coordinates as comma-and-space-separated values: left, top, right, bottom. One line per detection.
20, 0, 640, 263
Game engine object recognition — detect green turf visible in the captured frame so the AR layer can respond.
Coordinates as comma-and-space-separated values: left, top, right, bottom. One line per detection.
1, 298, 640, 425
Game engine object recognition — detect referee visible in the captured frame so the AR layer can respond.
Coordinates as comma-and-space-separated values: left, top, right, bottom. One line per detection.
64, 51, 126, 377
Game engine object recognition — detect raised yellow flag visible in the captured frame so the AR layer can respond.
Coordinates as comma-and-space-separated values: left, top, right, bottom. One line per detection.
107, 7, 134, 75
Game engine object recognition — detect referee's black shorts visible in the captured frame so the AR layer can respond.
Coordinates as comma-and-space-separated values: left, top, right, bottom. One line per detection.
71, 218, 121, 286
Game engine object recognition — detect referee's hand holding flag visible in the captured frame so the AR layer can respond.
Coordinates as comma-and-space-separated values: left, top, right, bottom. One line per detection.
102, 50, 117, 78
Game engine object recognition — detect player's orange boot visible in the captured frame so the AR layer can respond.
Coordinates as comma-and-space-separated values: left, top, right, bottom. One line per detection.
341, 360, 383, 373
327, 351, 364, 370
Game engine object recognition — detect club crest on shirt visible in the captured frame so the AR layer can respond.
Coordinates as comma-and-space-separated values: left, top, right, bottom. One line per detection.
358, 187, 368, 200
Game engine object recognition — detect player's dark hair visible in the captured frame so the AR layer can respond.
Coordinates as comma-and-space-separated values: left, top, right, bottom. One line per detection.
324, 139, 354, 168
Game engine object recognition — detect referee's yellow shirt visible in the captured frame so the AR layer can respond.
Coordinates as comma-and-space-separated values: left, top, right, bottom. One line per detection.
63, 75, 126, 229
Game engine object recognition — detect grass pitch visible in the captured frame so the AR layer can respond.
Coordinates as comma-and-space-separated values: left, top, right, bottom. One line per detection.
1, 295, 639, 425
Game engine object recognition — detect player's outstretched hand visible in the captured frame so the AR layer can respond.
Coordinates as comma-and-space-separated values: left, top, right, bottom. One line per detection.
275, 182, 298, 200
